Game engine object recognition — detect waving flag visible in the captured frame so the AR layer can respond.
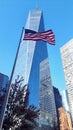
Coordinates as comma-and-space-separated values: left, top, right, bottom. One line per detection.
23, 29, 55, 45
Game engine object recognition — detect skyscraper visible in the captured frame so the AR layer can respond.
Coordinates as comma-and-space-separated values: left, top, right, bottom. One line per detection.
39, 59, 57, 128
53, 87, 62, 109
0, 73, 9, 129
10, 9, 48, 106
8, 9, 57, 127
61, 90, 70, 112
60, 39, 73, 120
53, 87, 62, 130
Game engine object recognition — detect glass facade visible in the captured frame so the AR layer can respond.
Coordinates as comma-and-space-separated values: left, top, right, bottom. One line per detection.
11, 9, 48, 106
60, 39, 73, 120
7, 8, 58, 128
39, 58, 57, 126
61, 90, 70, 112
53, 87, 62, 130
0, 73, 9, 128
0, 73, 9, 90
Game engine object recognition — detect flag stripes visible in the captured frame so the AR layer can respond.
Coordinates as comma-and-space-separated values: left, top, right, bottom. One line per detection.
23, 29, 55, 45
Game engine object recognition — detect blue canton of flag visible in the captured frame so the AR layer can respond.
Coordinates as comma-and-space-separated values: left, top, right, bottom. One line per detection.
23, 29, 55, 45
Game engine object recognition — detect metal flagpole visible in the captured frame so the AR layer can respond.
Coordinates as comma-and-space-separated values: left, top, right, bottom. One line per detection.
0, 27, 24, 130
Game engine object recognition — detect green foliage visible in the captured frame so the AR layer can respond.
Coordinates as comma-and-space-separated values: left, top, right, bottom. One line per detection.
2, 77, 39, 130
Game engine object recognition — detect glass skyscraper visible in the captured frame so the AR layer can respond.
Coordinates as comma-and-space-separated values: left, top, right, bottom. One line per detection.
39, 59, 57, 127
11, 9, 48, 106
0, 73, 9, 129
9, 9, 57, 126
61, 90, 70, 112
60, 39, 73, 120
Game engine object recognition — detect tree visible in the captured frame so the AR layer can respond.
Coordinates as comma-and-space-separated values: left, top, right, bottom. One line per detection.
2, 76, 39, 130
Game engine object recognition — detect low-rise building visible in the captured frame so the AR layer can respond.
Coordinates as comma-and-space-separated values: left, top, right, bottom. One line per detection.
58, 107, 72, 130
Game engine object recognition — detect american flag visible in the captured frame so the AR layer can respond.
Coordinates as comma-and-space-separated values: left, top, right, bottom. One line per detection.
23, 29, 55, 45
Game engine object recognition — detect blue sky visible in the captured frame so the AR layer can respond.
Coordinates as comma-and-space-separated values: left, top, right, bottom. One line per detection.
0, 0, 73, 91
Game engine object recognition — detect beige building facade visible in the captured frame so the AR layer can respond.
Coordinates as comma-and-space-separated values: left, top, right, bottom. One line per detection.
60, 39, 73, 121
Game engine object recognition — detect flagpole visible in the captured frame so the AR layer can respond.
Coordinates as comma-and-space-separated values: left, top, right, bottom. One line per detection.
0, 27, 24, 130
